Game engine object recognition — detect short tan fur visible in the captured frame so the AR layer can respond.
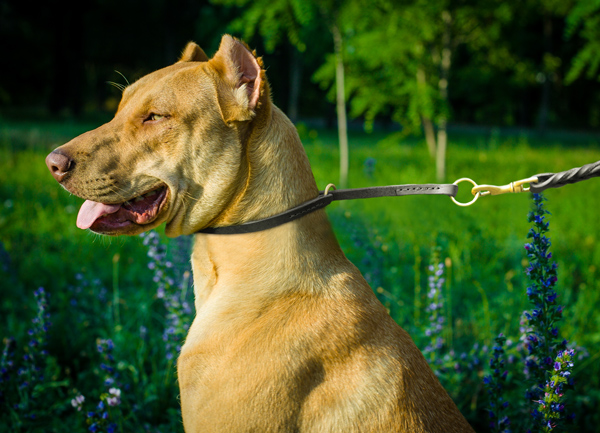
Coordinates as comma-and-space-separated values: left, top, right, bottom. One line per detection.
46, 35, 474, 433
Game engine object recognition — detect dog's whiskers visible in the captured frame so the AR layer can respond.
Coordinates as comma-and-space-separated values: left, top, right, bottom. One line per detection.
114, 70, 130, 86
107, 81, 127, 93
106, 71, 130, 93
94, 183, 130, 202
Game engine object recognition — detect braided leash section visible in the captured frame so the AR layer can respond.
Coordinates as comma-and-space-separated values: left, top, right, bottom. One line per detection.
531, 160, 600, 193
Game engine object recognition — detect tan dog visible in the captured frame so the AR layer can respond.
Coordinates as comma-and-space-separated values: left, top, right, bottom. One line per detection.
46, 35, 474, 432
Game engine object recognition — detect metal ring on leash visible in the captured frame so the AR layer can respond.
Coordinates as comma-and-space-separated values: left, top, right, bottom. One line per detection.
324, 183, 337, 196
451, 178, 480, 207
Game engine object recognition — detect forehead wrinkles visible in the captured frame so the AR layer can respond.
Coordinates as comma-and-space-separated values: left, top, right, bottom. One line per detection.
117, 63, 203, 114
118, 82, 176, 116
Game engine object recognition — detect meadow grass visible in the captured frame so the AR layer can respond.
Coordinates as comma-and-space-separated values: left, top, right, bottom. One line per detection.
1, 118, 600, 431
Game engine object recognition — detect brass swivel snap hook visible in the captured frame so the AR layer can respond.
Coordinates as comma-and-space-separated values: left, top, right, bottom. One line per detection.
472, 176, 539, 197
451, 176, 539, 207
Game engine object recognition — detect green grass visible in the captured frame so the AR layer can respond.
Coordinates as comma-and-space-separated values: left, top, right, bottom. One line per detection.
305, 127, 600, 342
2, 118, 600, 431
0, 120, 150, 323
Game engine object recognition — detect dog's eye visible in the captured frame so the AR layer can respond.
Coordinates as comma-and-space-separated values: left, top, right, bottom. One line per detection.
144, 113, 167, 123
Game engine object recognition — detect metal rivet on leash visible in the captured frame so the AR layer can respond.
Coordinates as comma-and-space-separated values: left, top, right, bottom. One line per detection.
324, 183, 337, 195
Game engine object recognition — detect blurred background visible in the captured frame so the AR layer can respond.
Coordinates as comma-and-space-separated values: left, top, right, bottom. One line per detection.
2, 0, 600, 432
3, 0, 600, 132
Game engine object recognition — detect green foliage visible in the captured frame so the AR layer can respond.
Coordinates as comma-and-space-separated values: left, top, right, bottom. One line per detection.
211, 0, 318, 52
566, 0, 600, 83
310, 0, 518, 134
317, 0, 443, 134
203, 0, 600, 131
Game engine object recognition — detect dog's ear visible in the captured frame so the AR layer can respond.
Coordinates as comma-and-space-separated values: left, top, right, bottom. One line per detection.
179, 42, 209, 62
210, 34, 264, 122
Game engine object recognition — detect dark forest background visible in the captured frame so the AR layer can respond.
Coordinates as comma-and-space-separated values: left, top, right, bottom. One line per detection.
2, 0, 600, 132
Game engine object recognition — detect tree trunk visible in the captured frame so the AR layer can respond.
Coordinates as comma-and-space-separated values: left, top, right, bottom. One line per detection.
436, 11, 452, 182
436, 122, 447, 182
417, 67, 437, 158
423, 117, 437, 158
332, 23, 349, 189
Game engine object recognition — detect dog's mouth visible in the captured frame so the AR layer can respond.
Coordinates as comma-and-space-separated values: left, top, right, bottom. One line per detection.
76, 185, 168, 232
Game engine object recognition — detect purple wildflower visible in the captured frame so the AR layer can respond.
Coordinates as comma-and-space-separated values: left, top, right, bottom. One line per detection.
5, 288, 53, 419
106, 387, 121, 406
422, 249, 446, 365
484, 334, 511, 433
141, 231, 194, 361
0, 337, 16, 405
537, 349, 576, 431
521, 194, 576, 430
74, 341, 125, 431
97, 339, 119, 391
71, 394, 85, 411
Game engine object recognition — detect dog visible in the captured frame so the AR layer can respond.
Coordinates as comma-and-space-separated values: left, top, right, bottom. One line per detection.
46, 35, 474, 432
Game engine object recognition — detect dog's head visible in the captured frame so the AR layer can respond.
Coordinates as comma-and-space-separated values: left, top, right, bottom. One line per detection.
46, 35, 267, 237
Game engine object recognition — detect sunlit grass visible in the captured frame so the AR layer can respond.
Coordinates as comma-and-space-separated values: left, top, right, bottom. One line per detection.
1, 119, 600, 430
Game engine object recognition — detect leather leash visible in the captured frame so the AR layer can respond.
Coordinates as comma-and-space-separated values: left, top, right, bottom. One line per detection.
198, 183, 457, 235
197, 159, 600, 235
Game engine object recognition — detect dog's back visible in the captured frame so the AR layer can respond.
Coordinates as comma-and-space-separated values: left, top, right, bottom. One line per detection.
180, 206, 472, 432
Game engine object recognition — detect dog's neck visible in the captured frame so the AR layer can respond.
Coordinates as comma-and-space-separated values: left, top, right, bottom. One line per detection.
212, 103, 320, 227
190, 104, 351, 313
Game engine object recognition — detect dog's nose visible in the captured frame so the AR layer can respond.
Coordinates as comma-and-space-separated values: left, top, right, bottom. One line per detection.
45, 151, 74, 182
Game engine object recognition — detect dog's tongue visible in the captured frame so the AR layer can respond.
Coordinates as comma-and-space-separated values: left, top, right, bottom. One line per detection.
77, 200, 122, 230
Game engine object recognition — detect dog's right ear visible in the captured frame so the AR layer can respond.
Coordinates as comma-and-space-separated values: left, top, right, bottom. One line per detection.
179, 42, 209, 62
210, 35, 264, 123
